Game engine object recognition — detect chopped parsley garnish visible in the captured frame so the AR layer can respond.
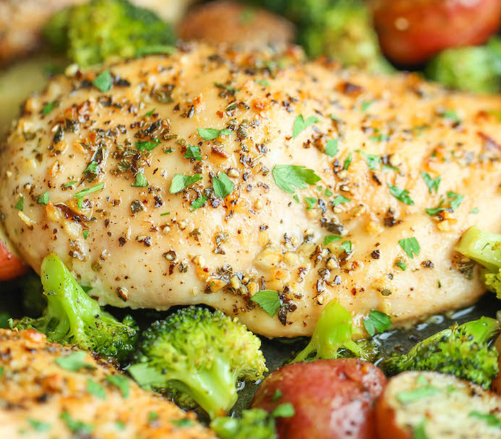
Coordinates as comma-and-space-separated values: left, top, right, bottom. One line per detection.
396, 386, 441, 404
131, 172, 148, 187
440, 109, 461, 124
470, 207, 479, 214
256, 79, 270, 86
447, 191, 464, 211
0, 366, 4, 378
399, 237, 420, 259
190, 195, 208, 211
388, 184, 415, 205
251, 290, 281, 317
14, 196, 24, 211
214, 82, 239, 94
87, 378, 106, 399
148, 411, 160, 423
421, 172, 441, 194
305, 197, 317, 210
42, 100, 57, 115
83, 230, 89, 240
65, 181, 77, 188
396, 261, 407, 271
363, 310, 392, 336
324, 235, 342, 245
172, 419, 195, 428
37, 191, 49, 205
143, 108, 156, 117
106, 375, 130, 399
169, 174, 202, 194
84, 161, 99, 174
272, 165, 321, 194
74, 183, 105, 199
369, 134, 390, 142
361, 100, 375, 112
426, 200, 446, 216
469, 411, 501, 427
292, 115, 320, 139
184, 145, 202, 160
27, 419, 51, 432
197, 127, 233, 141
414, 420, 429, 439
343, 153, 353, 170
136, 140, 160, 151
293, 194, 300, 203
340, 241, 352, 254
324, 139, 339, 157
272, 390, 283, 401
213, 173, 235, 198
330, 113, 343, 122
55, 351, 95, 372
92, 70, 112, 92
332, 195, 351, 206
60, 411, 94, 435
356, 150, 380, 169
325, 188, 333, 197
272, 403, 295, 418
160, 212, 171, 216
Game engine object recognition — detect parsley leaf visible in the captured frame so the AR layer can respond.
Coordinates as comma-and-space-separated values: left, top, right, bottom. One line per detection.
470, 207, 479, 214
213, 173, 235, 198
251, 290, 281, 317
293, 115, 320, 139
256, 79, 270, 86
74, 183, 105, 199
340, 241, 352, 254
190, 195, 208, 211
28, 419, 51, 432
425, 200, 446, 216
272, 165, 321, 194
305, 197, 317, 210
37, 191, 50, 205
172, 419, 195, 428
361, 100, 375, 112
421, 172, 441, 194
343, 153, 353, 170
55, 351, 94, 372
106, 375, 130, 399
136, 140, 160, 151
197, 128, 233, 141
14, 196, 24, 211
143, 108, 156, 117
413, 420, 429, 439
184, 145, 202, 160
469, 411, 501, 427
396, 386, 441, 404
272, 403, 295, 418
363, 310, 392, 336
60, 411, 94, 435
388, 184, 415, 205
356, 150, 380, 169
92, 70, 112, 92
324, 139, 338, 157
87, 378, 106, 399
169, 174, 202, 194
324, 235, 342, 245
399, 237, 420, 259
42, 100, 57, 115
131, 172, 148, 187
447, 191, 464, 212
332, 195, 351, 206
396, 261, 407, 271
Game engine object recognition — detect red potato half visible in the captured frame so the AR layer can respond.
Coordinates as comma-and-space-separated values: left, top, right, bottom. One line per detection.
251, 359, 387, 439
376, 371, 501, 439
372, 0, 501, 66
0, 226, 27, 281
492, 335, 501, 395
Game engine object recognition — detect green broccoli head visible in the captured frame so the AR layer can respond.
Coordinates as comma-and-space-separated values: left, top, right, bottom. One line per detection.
129, 306, 267, 419
299, 0, 393, 74
291, 301, 377, 363
384, 317, 500, 388
15, 254, 138, 362
44, 0, 176, 67
426, 41, 501, 94
210, 409, 277, 439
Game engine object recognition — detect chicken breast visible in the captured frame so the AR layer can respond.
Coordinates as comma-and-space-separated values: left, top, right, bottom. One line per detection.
0, 329, 216, 439
1, 43, 501, 338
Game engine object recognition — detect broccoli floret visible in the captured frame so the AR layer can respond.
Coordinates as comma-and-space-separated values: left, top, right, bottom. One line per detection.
384, 317, 500, 388
128, 306, 267, 419
14, 254, 138, 362
291, 301, 377, 363
426, 40, 501, 94
44, 0, 176, 67
455, 225, 501, 298
211, 409, 277, 439
299, 0, 394, 74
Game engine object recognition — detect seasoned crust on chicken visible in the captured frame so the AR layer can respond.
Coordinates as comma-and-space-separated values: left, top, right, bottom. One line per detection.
2, 43, 501, 337
0, 329, 216, 439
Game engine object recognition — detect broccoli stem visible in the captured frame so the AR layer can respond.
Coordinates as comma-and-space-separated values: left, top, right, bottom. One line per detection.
455, 226, 501, 272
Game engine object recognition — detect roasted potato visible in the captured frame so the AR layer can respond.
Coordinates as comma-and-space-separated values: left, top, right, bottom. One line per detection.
372, 0, 501, 66
252, 359, 387, 439
178, 1, 295, 49
492, 335, 501, 395
376, 371, 501, 439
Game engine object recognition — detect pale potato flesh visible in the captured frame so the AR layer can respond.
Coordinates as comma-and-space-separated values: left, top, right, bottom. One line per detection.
2, 44, 501, 337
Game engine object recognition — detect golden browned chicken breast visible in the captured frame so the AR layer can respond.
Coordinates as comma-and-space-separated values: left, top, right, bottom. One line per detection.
1, 43, 501, 338
178, 1, 295, 49
0, 329, 216, 439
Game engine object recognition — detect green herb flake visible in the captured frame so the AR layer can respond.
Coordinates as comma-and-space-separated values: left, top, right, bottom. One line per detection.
324, 139, 338, 157
396, 261, 407, 271
272, 403, 295, 418
396, 386, 441, 404
421, 172, 441, 194
84, 162, 99, 174
332, 195, 351, 206
0, 366, 4, 378
42, 100, 57, 115
340, 241, 352, 254
324, 235, 342, 245
388, 184, 415, 205
213, 173, 235, 198
399, 237, 421, 259
143, 108, 156, 117
214, 82, 239, 94
414, 420, 430, 439
325, 188, 333, 197
60, 411, 94, 435
160, 212, 171, 217
83, 230, 89, 240
440, 109, 461, 124
27, 419, 51, 432
148, 411, 159, 424
293, 194, 300, 203
251, 290, 281, 317
106, 375, 130, 399
305, 197, 317, 210
343, 153, 353, 170
135, 140, 160, 151
356, 150, 380, 169
256, 79, 270, 86
197, 128, 233, 141
426, 200, 446, 216
169, 174, 202, 194
184, 145, 202, 160
55, 351, 94, 372
292, 115, 320, 139
190, 195, 208, 212
65, 181, 77, 188
74, 183, 104, 199
447, 191, 464, 212
469, 411, 501, 427
470, 208, 479, 214
361, 100, 375, 112
37, 191, 50, 205
87, 378, 106, 399
363, 310, 392, 336
330, 114, 343, 122
172, 419, 195, 428
272, 165, 321, 194
14, 196, 24, 211
272, 390, 283, 401
92, 70, 113, 92
131, 172, 148, 188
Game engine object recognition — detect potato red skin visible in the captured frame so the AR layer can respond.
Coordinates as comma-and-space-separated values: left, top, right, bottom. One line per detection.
372, 0, 501, 66
492, 335, 501, 395
0, 239, 27, 281
251, 359, 387, 439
